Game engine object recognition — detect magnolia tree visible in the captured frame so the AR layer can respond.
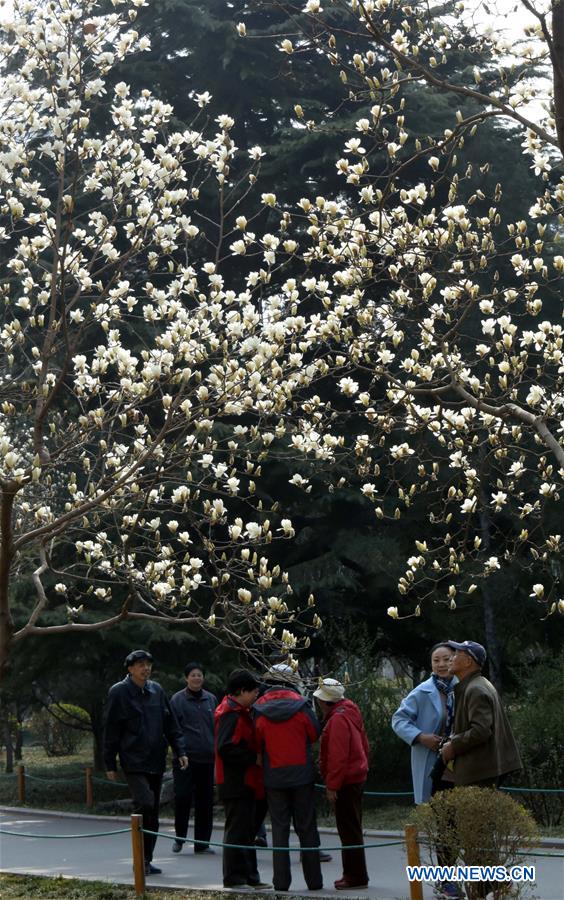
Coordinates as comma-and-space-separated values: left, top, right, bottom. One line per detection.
0, 0, 328, 677
1, 0, 563, 678
231, 0, 563, 623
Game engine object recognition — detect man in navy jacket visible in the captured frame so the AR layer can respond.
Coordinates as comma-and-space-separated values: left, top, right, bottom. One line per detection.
104, 650, 188, 875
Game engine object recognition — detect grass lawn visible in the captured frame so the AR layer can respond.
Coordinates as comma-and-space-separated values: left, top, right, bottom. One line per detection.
0, 746, 413, 827
0, 745, 132, 815
1, 746, 562, 837
0, 874, 270, 899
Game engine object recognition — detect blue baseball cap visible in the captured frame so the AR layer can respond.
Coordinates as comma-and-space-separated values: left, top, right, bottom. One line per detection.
446, 640, 486, 667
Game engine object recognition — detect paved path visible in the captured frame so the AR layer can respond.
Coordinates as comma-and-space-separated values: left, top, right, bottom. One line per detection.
1, 808, 563, 899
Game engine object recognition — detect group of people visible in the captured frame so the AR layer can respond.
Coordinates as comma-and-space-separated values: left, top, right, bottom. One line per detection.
104, 638, 520, 896
103, 655, 370, 891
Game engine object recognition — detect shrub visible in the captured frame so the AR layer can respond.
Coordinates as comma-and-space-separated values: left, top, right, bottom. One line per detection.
412, 786, 539, 899
508, 658, 564, 826
30, 704, 91, 757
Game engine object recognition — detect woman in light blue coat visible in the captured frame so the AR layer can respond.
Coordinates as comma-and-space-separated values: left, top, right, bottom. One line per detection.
391, 644, 456, 804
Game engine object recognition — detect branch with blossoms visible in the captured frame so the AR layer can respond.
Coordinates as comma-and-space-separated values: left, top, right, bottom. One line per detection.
233, 0, 563, 620
0, 0, 330, 676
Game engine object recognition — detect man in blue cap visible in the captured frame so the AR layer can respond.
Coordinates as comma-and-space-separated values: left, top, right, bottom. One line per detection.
440, 640, 521, 788
104, 650, 188, 875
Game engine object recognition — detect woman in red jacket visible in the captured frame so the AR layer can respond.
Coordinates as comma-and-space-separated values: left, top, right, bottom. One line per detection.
314, 678, 370, 890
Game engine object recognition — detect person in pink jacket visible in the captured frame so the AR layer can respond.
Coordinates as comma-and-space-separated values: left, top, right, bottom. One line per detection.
314, 678, 370, 890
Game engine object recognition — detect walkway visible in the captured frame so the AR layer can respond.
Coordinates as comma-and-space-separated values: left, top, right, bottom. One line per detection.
1, 808, 563, 899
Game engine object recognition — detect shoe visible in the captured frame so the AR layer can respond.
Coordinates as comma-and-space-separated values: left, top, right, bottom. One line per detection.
172, 839, 183, 853
307, 886, 323, 891
255, 836, 268, 847
144, 863, 162, 875
335, 878, 369, 890
224, 883, 253, 891
248, 881, 273, 889
195, 846, 216, 854
434, 883, 460, 899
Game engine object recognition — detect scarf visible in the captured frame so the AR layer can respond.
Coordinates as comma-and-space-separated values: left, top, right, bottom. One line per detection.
432, 674, 455, 736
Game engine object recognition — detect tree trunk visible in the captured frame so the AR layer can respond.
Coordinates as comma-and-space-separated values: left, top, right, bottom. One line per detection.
478, 502, 503, 692
3, 720, 14, 774
90, 701, 106, 771
0, 487, 16, 683
553, 0, 564, 156
14, 718, 23, 762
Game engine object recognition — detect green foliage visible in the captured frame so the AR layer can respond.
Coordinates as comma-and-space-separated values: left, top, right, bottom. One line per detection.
323, 638, 413, 791
412, 787, 539, 899
348, 678, 412, 793
509, 656, 564, 826
30, 704, 91, 758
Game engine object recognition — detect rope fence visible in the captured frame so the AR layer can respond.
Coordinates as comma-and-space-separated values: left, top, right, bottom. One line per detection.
0, 826, 130, 838
3, 765, 563, 809
138, 828, 405, 851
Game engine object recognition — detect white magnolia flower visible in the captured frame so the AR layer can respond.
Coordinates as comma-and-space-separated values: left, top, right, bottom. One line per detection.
195, 91, 212, 108
279, 519, 295, 537
526, 385, 544, 406
339, 377, 359, 396
245, 522, 262, 540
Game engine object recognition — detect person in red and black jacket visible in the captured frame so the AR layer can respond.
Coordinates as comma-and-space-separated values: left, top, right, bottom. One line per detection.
314, 678, 370, 890
253, 664, 323, 892
215, 669, 270, 889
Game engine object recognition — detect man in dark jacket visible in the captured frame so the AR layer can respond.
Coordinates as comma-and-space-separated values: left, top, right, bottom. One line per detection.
254, 664, 323, 892
170, 661, 217, 854
104, 649, 188, 875
314, 678, 370, 890
441, 640, 522, 786
215, 668, 270, 889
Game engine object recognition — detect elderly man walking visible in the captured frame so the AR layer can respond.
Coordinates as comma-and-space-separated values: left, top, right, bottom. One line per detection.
104, 649, 188, 875
314, 678, 370, 890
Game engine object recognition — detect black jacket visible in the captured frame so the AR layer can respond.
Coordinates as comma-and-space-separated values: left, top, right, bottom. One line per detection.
103, 676, 186, 774
170, 687, 217, 764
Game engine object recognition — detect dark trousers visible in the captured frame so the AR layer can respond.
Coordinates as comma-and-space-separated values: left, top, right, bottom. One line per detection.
335, 782, 368, 885
267, 782, 322, 891
173, 761, 214, 849
222, 788, 262, 887
125, 771, 163, 863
